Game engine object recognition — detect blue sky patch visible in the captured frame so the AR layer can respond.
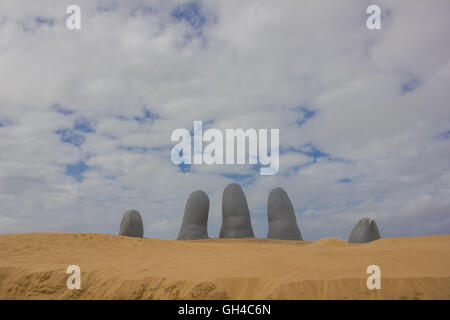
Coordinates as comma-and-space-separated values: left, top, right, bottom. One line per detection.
52, 103, 74, 116
35, 16, 54, 26
179, 162, 191, 173
436, 130, 450, 141
222, 172, 255, 186
222, 172, 253, 181
282, 143, 347, 165
401, 75, 422, 94
172, 2, 206, 30
130, 4, 155, 17
299, 143, 331, 160
296, 107, 317, 127
74, 117, 95, 133
0, 118, 13, 127
55, 129, 85, 147
176, 147, 192, 173
119, 146, 150, 153
134, 108, 158, 124
66, 161, 88, 182
338, 178, 352, 183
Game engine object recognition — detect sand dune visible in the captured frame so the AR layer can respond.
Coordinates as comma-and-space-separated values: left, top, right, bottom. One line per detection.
0, 233, 449, 299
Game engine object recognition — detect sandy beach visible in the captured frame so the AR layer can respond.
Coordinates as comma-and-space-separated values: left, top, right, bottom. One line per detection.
0, 233, 449, 299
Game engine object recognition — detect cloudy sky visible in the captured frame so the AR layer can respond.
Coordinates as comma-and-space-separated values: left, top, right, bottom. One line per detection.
0, 0, 449, 240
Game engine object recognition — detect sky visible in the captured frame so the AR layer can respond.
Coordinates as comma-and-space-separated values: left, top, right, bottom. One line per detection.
0, 0, 449, 240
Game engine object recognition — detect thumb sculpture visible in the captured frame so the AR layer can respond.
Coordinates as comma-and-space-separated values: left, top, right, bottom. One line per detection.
348, 217, 381, 243
177, 190, 210, 240
267, 187, 303, 240
219, 183, 255, 238
119, 210, 144, 238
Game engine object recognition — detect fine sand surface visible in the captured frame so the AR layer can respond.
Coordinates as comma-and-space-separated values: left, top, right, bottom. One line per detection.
0, 233, 449, 299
